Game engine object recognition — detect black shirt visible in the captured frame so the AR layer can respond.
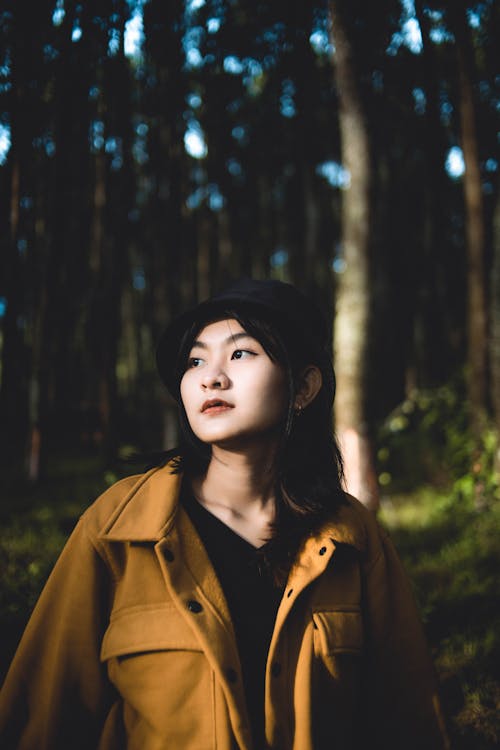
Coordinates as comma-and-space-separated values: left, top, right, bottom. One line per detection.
182, 489, 284, 748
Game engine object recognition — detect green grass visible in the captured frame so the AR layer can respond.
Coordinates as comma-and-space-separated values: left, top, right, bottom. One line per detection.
380, 488, 500, 749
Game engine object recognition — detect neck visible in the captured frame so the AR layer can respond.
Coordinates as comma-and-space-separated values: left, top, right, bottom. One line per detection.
191, 442, 279, 514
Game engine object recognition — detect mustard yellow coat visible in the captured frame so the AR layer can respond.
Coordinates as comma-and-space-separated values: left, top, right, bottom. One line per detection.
0, 465, 448, 749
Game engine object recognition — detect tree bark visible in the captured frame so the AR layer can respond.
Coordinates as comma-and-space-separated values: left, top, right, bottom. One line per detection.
0, 142, 26, 464
414, 0, 454, 386
328, 0, 379, 510
196, 209, 212, 301
0, 0, 42, 467
490, 179, 500, 452
448, 3, 488, 435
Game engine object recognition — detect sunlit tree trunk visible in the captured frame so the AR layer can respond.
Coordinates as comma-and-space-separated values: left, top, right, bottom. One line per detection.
448, 3, 488, 435
328, 0, 379, 510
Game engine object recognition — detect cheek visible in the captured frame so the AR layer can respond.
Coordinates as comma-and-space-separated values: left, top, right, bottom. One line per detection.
179, 378, 187, 407
259, 371, 288, 414
179, 375, 195, 416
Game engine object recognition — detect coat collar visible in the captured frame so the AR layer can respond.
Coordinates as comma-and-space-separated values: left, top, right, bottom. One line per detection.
319, 497, 367, 551
98, 465, 183, 541
98, 464, 366, 552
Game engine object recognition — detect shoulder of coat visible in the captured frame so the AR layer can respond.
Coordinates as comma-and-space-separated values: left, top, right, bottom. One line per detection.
79, 462, 181, 539
322, 492, 385, 561
79, 471, 153, 528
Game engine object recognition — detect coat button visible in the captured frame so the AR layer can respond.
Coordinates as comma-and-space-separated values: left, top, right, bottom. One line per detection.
164, 549, 174, 562
187, 600, 203, 613
319, 546, 327, 555
271, 662, 282, 677
226, 667, 238, 683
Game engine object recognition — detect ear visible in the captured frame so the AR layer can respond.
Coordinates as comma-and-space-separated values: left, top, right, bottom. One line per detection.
294, 365, 322, 412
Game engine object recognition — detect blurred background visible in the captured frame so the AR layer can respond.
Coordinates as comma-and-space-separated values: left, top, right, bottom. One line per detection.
0, 0, 499, 745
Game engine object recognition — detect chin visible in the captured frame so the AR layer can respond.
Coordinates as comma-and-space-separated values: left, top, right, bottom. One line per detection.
198, 431, 245, 447
207, 428, 282, 453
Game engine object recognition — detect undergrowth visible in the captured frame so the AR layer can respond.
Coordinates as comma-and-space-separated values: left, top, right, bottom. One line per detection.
378, 382, 500, 749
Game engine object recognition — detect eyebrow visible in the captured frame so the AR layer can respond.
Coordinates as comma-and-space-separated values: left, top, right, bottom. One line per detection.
190, 332, 257, 350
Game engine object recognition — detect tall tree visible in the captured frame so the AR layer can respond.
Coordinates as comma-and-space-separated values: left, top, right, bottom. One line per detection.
328, 0, 379, 509
491, 176, 500, 455
0, 17, 25, 463
143, 0, 188, 325
414, 0, 455, 386
0, 0, 60, 477
447, 1, 488, 434
142, 0, 188, 447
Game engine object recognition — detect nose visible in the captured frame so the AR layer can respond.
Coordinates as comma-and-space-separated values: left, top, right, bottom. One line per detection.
201, 368, 230, 390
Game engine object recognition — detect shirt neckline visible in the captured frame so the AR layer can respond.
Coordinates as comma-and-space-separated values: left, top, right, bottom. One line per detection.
182, 489, 272, 553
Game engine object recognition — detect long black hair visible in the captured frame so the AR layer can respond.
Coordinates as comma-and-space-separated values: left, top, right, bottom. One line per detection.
155, 305, 346, 574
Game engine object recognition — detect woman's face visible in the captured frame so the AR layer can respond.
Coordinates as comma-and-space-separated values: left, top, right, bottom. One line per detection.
180, 318, 288, 450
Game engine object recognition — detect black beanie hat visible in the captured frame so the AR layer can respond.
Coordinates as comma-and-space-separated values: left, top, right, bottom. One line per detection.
156, 278, 335, 402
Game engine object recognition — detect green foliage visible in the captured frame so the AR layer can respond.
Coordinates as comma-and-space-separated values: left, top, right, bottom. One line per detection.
377, 382, 500, 748
380, 488, 500, 749
376, 381, 500, 505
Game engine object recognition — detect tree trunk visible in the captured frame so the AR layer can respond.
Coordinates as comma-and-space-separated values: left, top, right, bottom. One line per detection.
196, 209, 212, 301
490, 179, 500, 466
414, 0, 455, 386
449, 3, 488, 435
0, 150, 26, 465
0, 0, 40, 468
328, 0, 379, 510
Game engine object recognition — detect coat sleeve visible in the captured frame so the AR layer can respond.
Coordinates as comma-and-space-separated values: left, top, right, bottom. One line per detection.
0, 517, 116, 749
358, 523, 449, 749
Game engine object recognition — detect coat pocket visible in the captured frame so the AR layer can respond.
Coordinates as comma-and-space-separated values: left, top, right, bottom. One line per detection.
101, 602, 202, 660
101, 603, 215, 749
312, 606, 363, 657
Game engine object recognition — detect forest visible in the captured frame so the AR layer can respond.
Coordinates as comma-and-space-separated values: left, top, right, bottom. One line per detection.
0, 0, 499, 746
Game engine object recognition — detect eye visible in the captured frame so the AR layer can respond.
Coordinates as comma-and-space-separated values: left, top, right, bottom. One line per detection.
231, 349, 255, 360
187, 357, 204, 369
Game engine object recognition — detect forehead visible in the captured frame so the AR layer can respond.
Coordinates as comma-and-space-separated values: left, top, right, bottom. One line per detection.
193, 317, 249, 342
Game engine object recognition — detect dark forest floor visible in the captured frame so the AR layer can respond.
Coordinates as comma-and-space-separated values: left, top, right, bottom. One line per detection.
1, 456, 499, 748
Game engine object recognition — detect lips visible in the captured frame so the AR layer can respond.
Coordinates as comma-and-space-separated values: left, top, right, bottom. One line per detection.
201, 399, 233, 414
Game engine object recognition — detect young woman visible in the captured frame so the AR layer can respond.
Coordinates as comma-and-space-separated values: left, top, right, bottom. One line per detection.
0, 279, 448, 749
